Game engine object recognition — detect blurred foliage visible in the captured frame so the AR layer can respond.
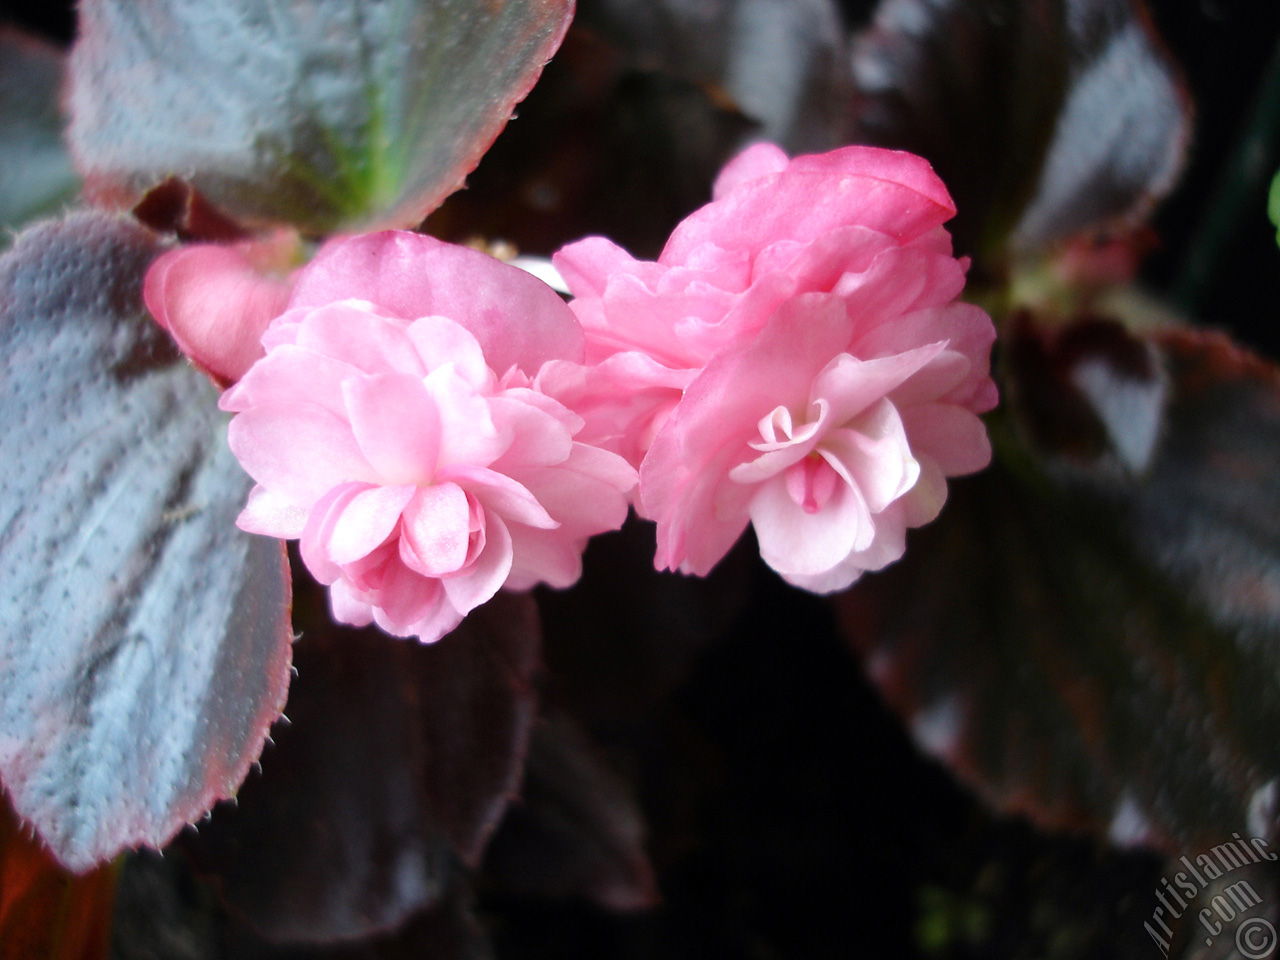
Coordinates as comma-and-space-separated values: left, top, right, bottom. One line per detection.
0, 28, 80, 242
1270, 169, 1280, 246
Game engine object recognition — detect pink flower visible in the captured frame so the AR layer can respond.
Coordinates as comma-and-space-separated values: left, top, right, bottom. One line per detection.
221, 232, 637, 642
551, 143, 997, 591
143, 230, 301, 384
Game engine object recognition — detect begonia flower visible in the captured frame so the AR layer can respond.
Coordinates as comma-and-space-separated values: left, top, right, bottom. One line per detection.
549, 143, 997, 591
143, 230, 301, 384
220, 232, 637, 642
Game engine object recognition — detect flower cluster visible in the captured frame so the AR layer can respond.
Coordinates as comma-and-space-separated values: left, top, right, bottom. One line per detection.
548, 143, 997, 591
209, 234, 633, 642
147, 143, 996, 640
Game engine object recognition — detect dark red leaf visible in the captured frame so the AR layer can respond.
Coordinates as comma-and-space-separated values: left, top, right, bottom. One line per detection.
849, 0, 1191, 262
485, 713, 659, 912
222, 883, 495, 960
424, 28, 757, 259
537, 517, 751, 727
576, 0, 853, 152
66, 0, 574, 234
835, 315, 1280, 855
108, 849, 223, 960
0, 792, 115, 960
111, 847, 494, 960
419, 593, 542, 868
184, 630, 450, 944
184, 589, 540, 944
131, 178, 252, 244
0, 212, 293, 871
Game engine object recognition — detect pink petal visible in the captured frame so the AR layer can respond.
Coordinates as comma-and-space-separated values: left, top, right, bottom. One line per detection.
442, 512, 514, 615
675, 270, 796, 357
853, 302, 997, 413
258, 304, 309, 351
848, 508, 909, 571
399, 482, 474, 576
329, 578, 375, 627
341, 539, 398, 595
712, 142, 790, 199
496, 382, 581, 424
143, 240, 294, 383
656, 482, 754, 577
899, 456, 948, 528
486, 392, 576, 470
219, 344, 364, 417
293, 300, 425, 376
670, 244, 752, 289
553, 236, 657, 299
422, 366, 506, 469
819, 400, 920, 514
748, 471, 872, 576
778, 511, 908, 593
592, 272, 722, 368
783, 456, 840, 513
235, 485, 308, 538
299, 483, 370, 584
731, 397, 844, 484
406, 315, 493, 387
538, 353, 693, 468
727, 447, 805, 486
447, 466, 557, 530
811, 345, 948, 427
228, 402, 375, 504
662, 163, 956, 264
290, 232, 585, 373
639, 294, 852, 574
343, 373, 442, 484
886, 350, 972, 408
787, 146, 955, 216
899, 404, 993, 476
399, 601, 467, 645
834, 245, 968, 335
371, 562, 449, 638
512, 442, 636, 538
775, 564, 865, 594
751, 225, 889, 293
327, 484, 416, 565
505, 525, 585, 590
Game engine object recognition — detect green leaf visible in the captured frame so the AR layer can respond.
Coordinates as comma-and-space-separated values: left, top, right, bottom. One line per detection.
66, 0, 574, 234
1269, 168, 1280, 247
0, 28, 81, 239
836, 315, 1280, 854
0, 211, 293, 871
